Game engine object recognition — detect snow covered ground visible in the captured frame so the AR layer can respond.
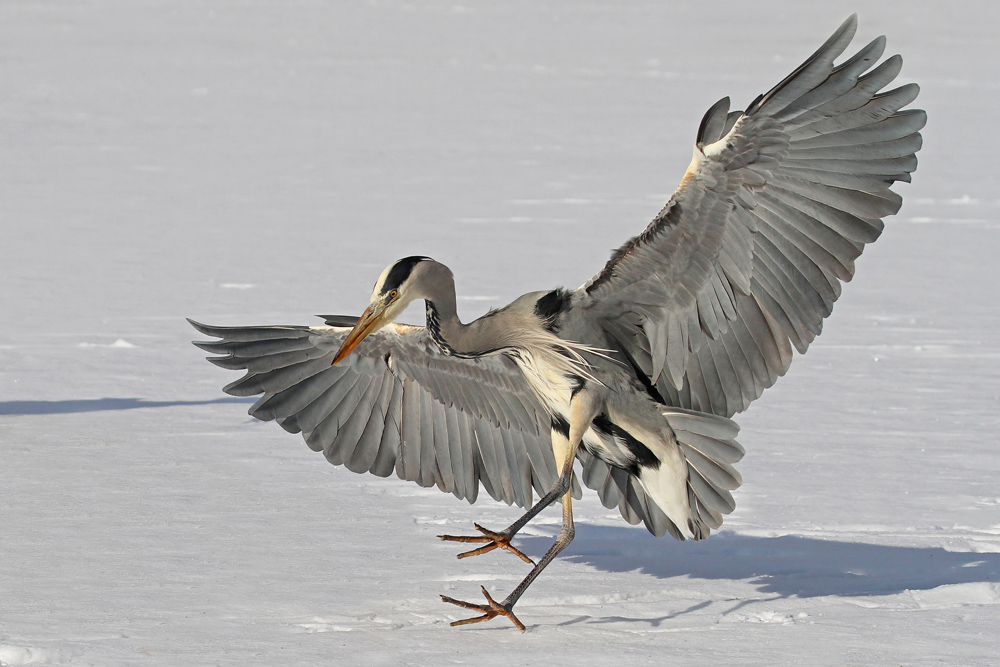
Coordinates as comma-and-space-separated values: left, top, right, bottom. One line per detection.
2, 1, 998, 664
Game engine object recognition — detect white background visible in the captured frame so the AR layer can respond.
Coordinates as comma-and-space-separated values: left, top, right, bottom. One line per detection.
2, 1, 998, 664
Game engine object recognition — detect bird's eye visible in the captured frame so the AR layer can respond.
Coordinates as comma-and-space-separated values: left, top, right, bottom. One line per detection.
389, 290, 398, 299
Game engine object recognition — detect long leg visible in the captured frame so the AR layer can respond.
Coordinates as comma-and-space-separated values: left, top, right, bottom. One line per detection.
441, 391, 599, 631
440, 488, 575, 632
438, 429, 571, 564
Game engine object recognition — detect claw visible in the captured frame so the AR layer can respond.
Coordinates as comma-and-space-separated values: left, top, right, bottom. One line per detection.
441, 586, 526, 632
438, 523, 534, 564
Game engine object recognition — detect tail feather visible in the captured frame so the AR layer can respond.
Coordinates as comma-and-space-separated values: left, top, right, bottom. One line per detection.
668, 409, 744, 539
576, 409, 745, 541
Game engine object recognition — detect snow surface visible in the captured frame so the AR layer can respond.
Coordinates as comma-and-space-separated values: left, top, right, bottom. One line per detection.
2, 1, 999, 665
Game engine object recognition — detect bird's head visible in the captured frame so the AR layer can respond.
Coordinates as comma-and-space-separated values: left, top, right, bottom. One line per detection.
332, 256, 436, 365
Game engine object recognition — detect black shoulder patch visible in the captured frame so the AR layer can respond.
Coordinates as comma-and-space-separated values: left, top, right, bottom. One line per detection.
380, 256, 431, 295
534, 288, 571, 333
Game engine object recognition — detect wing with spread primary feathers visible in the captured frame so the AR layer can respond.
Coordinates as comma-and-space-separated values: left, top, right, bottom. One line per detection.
189, 319, 559, 509
576, 14, 925, 418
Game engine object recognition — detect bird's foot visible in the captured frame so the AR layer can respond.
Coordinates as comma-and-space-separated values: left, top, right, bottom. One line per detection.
441, 586, 525, 632
438, 523, 534, 564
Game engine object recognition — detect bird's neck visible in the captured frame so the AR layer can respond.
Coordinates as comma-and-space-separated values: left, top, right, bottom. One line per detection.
425, 300, 466, 356
418, 261, 508, 357
418, 266, 472, 356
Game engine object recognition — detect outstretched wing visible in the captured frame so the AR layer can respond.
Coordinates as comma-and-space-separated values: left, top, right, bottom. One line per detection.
189, 319, 559, 509
575, 14, 925, 417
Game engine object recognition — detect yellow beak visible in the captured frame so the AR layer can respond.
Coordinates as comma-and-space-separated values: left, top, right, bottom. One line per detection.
332, 305, 384, 365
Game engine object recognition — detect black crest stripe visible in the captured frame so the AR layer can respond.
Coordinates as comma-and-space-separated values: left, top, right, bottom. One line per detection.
380, 256, 431, 295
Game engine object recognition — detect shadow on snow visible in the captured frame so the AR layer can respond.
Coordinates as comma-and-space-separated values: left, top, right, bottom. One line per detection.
0, 397, 254, 416
526, 524, 1000, 599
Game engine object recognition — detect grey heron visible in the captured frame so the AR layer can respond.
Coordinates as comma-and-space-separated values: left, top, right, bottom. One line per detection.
190, 15, 924, 631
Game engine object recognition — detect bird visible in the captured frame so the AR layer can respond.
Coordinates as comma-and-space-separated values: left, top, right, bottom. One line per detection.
190, 15, 924, 631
